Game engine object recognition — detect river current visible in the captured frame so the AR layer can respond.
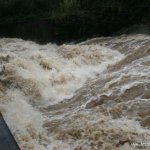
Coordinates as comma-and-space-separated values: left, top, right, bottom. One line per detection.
0, 34, 150, 150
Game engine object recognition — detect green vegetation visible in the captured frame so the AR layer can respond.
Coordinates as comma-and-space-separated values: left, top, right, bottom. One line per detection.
0, 0, 149, 24
0, 0, 149, 42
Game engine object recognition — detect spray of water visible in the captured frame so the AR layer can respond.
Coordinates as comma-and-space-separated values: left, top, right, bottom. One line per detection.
0, 34, 150, 150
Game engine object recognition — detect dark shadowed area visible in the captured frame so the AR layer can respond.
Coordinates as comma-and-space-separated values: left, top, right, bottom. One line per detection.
0, 0, 150, 43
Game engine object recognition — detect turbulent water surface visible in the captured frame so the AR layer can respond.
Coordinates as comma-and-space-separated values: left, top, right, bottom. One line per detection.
0, 34, 150, 150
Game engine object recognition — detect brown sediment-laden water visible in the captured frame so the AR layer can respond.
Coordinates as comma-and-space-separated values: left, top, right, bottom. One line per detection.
0, 34, 149, 150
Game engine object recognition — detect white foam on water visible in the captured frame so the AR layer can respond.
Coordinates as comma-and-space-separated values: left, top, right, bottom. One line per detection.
0, 40, 124, 105
0, 35, 149, 150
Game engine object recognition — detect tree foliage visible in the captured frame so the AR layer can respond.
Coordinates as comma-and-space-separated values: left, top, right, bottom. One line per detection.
0, 0, 149, 40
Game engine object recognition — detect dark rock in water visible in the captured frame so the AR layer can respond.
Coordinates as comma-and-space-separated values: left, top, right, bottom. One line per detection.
0, 113, 20, 150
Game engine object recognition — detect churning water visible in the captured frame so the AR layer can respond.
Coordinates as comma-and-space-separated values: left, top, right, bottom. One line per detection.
0, 34, 150, 150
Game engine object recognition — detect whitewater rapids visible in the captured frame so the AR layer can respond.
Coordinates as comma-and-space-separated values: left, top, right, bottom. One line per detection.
0, 34, 149, 150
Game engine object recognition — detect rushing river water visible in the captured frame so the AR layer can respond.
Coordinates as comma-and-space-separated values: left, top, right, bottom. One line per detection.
0, 34, 150, 150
